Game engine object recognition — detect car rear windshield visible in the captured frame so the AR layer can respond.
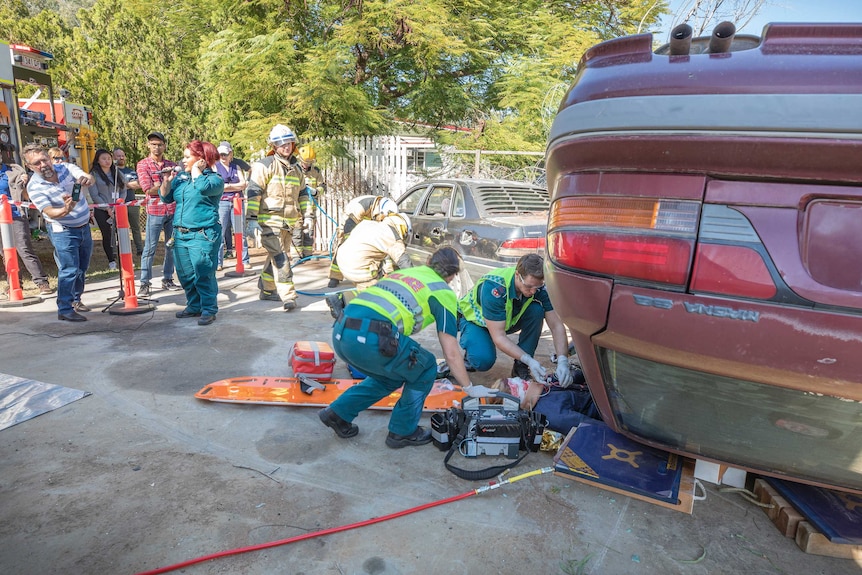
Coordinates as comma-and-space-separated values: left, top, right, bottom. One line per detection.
475, 185, 549, 215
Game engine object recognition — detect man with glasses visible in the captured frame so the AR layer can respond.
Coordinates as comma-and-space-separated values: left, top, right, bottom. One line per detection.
135, 131, 181, 296
23, 144, 95, 321
457, 253, 573, 386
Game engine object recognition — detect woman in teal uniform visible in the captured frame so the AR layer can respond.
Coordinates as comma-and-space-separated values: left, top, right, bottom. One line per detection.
159, 140, 224, 325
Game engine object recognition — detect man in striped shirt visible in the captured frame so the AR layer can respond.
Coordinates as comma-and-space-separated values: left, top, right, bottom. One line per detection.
23, 144, 95, 322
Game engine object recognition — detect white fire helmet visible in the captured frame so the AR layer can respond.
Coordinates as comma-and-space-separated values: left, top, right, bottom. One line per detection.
384, 213, 412, 240
268, 124, 297, 147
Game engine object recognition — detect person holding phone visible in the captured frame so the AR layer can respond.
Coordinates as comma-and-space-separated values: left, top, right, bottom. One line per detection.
23, 144, 96, 322
159, 140, 224, 325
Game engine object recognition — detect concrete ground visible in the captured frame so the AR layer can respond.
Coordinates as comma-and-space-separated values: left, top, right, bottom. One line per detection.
0, 255, 859, 575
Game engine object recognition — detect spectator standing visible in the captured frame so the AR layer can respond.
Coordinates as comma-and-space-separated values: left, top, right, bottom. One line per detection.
88, 149, 123, 270
136, 131, 181, 296
245, 124, 306, 311
159, 140, 223, 326
113, 147, 144, 255
214, 141, 248, 270
0, 159, 53, 295
23, 143, 95, 321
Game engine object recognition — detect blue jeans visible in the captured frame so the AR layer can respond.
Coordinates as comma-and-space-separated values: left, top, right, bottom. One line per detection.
140, 213, 174, 284
458, 301, 545, 371
45, 223, 93, 314
217, 198, 249, 267
330, 307, 437, 436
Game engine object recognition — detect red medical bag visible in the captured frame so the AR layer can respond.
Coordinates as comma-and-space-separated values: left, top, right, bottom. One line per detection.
290, 341, 336, 379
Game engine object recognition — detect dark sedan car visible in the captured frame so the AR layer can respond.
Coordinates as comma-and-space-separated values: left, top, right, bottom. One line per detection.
396, 178, 549, 281
545, 24, 862, 493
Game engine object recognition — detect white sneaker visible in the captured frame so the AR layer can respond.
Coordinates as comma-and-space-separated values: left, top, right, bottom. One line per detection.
108, 261, 117, 270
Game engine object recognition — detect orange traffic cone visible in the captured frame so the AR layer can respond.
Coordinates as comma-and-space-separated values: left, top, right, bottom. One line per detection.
107, 203, 153, 315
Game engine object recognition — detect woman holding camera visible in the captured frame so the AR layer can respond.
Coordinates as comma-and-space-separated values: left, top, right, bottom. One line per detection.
159, 140, 223, 325
89, 149, 125, 270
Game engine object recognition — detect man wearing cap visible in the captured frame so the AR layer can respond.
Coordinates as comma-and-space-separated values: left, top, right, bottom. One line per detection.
214, 141, 249, 271
245, 124, 306, 311
136, 131, 181, 296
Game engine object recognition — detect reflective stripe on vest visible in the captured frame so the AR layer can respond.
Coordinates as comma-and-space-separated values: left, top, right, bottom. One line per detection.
351, 266, 456, 335
458, 266, 532, 329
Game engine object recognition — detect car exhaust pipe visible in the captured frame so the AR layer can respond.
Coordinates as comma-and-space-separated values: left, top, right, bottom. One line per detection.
709, 21, 736, 53
669, 23, 693, 55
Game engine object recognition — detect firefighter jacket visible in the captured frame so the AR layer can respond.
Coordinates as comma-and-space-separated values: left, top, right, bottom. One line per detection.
246, 153, 306, 229
336, 219, 411, 284
350, 265, 457, 336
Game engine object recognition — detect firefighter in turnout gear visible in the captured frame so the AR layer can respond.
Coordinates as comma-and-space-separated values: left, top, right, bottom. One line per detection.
327, 194, 398, 288
318, 247, 498, 447
337, 212, 412, 290
294, 145, 325, 259
245, 124, 306, 311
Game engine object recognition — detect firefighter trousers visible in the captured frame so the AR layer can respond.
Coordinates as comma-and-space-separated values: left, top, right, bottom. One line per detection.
257, 224, 296, 302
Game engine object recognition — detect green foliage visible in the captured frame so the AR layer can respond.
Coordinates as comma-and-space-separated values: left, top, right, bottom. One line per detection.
2, 0, 671, 160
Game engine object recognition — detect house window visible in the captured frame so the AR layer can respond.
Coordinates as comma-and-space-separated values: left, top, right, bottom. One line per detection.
407, 149, 442, 173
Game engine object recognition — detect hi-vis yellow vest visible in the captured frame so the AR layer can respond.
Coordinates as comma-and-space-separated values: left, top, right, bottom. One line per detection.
351, 266, 456, 335
459, 266, 532, 329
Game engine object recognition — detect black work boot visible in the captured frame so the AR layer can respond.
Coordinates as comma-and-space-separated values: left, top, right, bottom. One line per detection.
318, 407, 358, 438
325, 293, 344, 319
327, 278, 340, 288
385, 426, 432, 448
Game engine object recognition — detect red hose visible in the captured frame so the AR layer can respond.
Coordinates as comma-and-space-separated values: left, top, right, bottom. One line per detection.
132, 489, 476, 575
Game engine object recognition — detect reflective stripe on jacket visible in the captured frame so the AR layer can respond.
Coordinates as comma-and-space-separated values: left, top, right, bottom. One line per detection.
351, 265, 456, 335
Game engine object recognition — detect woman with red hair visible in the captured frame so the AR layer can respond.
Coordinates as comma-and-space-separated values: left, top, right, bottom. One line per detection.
159, 140, 224, 325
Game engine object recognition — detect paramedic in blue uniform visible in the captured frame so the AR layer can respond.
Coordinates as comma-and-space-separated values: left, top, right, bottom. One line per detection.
159, 140, 224, 325
319, 247, 498, 448
458, 253, 573, 386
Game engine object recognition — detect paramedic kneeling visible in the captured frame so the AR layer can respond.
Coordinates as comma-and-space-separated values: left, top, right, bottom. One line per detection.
319, 247, 497, 448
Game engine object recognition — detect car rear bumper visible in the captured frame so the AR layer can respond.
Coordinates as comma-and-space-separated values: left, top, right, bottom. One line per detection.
549, 267, 862, 493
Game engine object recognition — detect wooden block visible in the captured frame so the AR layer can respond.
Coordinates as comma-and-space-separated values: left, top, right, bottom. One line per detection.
796, 521, 862, 559
753, 478, 804, 538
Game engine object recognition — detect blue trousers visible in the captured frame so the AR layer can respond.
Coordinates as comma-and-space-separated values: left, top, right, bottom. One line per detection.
140, 213, 174, 284
45, 223, 92, 314
330, 308, 437, 436
458, 300, 545, 371
217, 199, 249, 267
173, 226, 220, 316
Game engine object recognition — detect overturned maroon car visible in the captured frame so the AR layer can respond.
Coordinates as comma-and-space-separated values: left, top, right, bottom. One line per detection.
544, 23, 862, 493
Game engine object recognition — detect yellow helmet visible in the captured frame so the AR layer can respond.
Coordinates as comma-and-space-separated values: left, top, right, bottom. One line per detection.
298, 145, 316, 163
383, 213, 412, 240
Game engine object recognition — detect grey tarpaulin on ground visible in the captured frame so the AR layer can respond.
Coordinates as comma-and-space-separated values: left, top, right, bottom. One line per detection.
0, 373, 90, 431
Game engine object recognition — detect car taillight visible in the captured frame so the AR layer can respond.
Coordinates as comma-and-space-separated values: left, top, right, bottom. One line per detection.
548, 197, 699, 287
497, 237, 546, 258
691, 244, 777, 299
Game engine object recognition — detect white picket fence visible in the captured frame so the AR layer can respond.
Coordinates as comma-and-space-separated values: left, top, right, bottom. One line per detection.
309, 135, 545, 254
